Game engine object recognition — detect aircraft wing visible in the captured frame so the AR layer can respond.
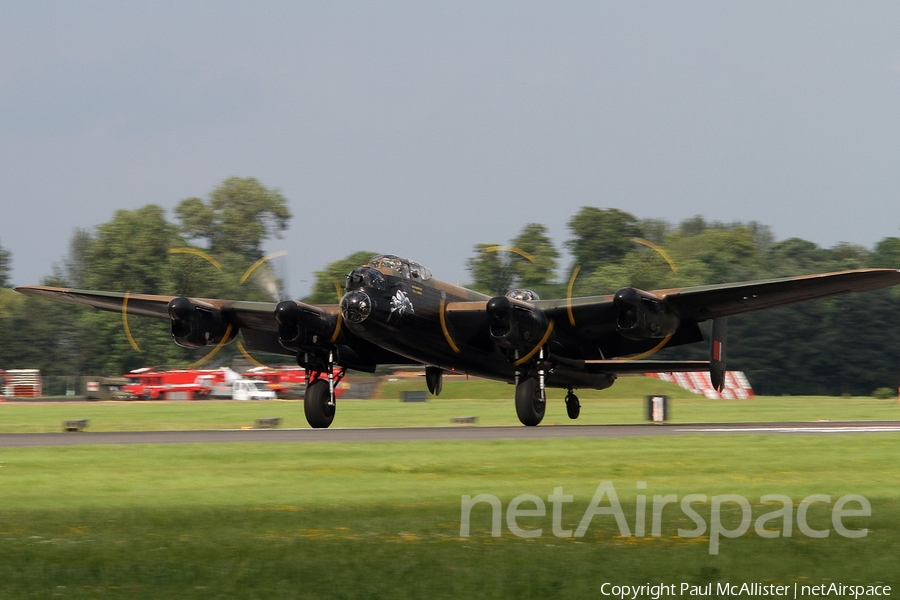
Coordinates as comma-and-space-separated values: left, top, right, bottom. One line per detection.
540, 268, 900, 327
656, 268, 900, 321
15, 286, 176, 318
13, 285, 283, 330
528, 268, 900, 361
14, 286, 304, 356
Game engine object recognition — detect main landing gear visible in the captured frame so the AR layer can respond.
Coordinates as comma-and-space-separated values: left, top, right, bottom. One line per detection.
514, 381, 582, 426
513, 347, 581, 426
515, 376, 546, 426
303, 352, 345, 429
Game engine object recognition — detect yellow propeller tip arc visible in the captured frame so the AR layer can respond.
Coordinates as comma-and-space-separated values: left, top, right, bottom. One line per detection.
240, 251, 289, 284
237, 341, 268, 369
187, 323, 234, 368
168, 248, 223, 271
513, 320, 555, 367
483, 245, 536, 263
614, 332, 674, 362
630, 238, 678, 274
330, 311, 343, 344
565, 265, 581, 327
121, 292, 141, 352
439, 297, 461, 354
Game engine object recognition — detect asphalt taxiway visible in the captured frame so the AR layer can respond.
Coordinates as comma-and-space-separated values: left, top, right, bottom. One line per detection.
1, 421, 899, 447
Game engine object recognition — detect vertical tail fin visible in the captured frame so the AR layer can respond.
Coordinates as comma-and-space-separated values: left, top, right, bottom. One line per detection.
710, 317, 727, 392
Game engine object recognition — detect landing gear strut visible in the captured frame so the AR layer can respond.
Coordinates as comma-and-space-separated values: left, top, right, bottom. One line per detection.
303, 351, 345, 429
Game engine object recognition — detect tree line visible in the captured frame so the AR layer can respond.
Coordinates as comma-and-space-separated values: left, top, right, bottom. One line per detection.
0, 177, 291, 380
2, 195, 899, 396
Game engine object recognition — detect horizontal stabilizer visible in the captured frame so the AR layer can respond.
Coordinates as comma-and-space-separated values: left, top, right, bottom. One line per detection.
582, 360, 710, 374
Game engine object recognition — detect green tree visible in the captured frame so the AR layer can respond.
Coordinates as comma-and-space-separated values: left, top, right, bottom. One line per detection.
465, 244, 517, 297
565, 207, 643, 272
636, 219, 671, 245
175, 177, 292, 262
466, 224, 561, 298
678, 215, 708, 237
666, 227, 764, 283
508, 224, 560, 296
0, 296, 85, 375
304, 251, 376, 304
83, 205, 178, 294
577, 253, 712, 296
869, 237, 900, 269
763, 238, 825, 276
77, 206, 189, 372
0, 238, 10, 288
62, 228, 93, 288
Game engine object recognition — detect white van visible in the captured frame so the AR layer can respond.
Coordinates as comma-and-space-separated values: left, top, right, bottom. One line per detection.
232, 379, 277, 401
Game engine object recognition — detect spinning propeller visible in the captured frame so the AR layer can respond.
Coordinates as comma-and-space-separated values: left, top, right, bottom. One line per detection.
121, 249, 287, 368
476, 238, 682, 362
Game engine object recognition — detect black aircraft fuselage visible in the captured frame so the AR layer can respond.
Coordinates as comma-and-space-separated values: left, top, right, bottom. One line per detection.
338, 255, 617, 392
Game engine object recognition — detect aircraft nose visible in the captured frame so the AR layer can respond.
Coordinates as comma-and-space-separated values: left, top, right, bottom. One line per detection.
341, 290, 372, 323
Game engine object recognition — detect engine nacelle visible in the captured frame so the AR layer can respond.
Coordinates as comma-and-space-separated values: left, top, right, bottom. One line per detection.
167, 297, 235, 349
486, 295, 549, 352
275, 300, 337, 352
613, 287, 679, 341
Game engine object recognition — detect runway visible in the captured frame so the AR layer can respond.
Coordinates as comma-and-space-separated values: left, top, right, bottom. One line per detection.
1, 421, 899, 447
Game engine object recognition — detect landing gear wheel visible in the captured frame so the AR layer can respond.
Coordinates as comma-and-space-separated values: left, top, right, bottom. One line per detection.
565, 392, 581, 420
304, 379, 335, 429
515, 376, 545, 426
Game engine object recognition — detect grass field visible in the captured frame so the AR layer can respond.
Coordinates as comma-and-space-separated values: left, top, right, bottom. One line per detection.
1, 376, 899, 432
0, 435, 898, 598
2, 378, 899, 598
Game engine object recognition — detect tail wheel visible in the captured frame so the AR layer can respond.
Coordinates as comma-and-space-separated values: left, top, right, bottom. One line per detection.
565, 391, 581, 420
304, 379, 335, 429
515, 376, 545, 426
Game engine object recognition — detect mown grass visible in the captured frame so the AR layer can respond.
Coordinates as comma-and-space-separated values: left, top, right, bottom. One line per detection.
1, 374, 898, 433
0, 435, 898, 598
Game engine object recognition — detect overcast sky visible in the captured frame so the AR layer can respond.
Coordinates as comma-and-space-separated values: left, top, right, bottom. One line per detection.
2, 2, 900, 296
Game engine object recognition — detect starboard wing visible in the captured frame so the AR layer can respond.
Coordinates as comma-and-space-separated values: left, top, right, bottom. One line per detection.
655, 268, 900, 320
537, 268, 900, 331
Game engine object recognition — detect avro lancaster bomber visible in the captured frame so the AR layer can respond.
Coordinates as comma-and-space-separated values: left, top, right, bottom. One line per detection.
16, 254, 900, 427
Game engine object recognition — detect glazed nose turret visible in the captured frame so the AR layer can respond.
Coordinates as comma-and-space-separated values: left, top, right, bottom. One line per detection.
341, 290, 372, 323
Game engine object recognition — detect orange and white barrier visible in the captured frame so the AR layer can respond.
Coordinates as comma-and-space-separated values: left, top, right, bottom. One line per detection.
645, 371, 754, 399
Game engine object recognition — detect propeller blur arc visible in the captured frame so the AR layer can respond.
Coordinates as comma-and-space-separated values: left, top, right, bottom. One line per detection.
187, 323, 234, 369
484, 245, 537, 263
167, 248, 223, 270
122, 292, 141, 352
240, 251, 288, 284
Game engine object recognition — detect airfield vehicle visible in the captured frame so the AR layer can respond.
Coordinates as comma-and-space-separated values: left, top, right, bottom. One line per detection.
230, 379, 278, 401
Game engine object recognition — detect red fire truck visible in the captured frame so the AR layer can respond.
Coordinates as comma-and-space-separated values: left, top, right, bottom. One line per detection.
122, 367, 230, 400
120, 366, 340, 400
242, 366, 307, 396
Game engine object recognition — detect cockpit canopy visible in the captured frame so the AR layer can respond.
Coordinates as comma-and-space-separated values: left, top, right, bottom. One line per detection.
346, 267, 387, 292
367, 255, 433, 281
506, 289, 540, 302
